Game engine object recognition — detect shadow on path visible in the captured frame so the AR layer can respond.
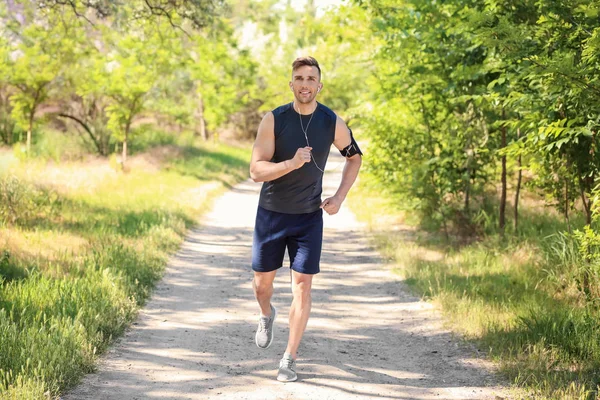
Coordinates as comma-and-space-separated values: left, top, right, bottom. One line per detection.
63, 156, 508, 400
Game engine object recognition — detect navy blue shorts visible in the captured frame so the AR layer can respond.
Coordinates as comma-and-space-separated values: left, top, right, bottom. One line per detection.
252, 206, 323, 275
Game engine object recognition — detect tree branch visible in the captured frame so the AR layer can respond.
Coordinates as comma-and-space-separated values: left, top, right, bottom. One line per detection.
57, 113, 102, 153
524, 56, 600, 97
142, 0, 192, 39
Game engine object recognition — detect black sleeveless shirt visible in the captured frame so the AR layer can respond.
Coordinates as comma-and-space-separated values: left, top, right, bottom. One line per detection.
259, 102, 337, 214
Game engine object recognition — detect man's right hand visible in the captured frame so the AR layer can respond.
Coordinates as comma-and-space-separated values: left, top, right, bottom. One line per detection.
290, 147, 312, 170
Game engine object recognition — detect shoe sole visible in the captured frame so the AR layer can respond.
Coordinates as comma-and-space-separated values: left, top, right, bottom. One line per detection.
277, 374, 297, 382
255, 305, 277, 349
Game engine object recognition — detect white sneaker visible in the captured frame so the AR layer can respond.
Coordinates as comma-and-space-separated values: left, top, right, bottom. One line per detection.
277, 353, 297, 382
255, 304, 276, 349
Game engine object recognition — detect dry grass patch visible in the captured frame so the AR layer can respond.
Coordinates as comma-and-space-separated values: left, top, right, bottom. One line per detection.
0, 229, 88, 262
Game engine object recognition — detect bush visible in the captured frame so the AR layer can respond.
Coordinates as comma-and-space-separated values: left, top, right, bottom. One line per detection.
0, 176, 61, 226
127, 124, 177, 154
30, 130, 89, 162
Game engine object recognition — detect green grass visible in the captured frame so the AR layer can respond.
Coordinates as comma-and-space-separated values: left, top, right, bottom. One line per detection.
0, 140, 251, 398
348, 173, 600, 400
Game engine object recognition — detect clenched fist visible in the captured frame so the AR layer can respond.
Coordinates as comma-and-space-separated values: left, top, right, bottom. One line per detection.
290, 146, 312, 170
321, 195, 343, 215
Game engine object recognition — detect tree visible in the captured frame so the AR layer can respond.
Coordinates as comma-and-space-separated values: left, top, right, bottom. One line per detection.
100, 14, 184, 166
359, 0, 498, 232
475, 0, 600, 227
359, 0, 600, 235
0, 31, 16, 145
5, 2, 85, 154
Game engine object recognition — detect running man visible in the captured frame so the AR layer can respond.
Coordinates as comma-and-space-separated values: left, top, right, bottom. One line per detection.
249, 56, 362, 382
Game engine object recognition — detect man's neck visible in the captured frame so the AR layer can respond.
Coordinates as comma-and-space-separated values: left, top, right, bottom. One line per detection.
293, 100, 317, 115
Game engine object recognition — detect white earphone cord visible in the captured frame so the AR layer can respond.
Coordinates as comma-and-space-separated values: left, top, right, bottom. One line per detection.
297, 105, 325, 173
294, 100, 346, 174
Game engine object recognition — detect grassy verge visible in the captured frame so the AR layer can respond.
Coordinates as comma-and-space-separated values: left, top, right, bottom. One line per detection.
0, 141, 251, 398
347, 173, 600, 400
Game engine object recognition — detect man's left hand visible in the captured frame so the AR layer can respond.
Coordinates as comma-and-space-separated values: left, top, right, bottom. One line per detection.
320, 195, 343, 215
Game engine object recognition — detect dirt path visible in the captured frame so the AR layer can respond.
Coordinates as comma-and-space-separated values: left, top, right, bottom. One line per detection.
64, 154, 509, 400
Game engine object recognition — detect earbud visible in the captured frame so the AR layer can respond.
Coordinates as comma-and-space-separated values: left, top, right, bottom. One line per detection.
317, 88, 321, 93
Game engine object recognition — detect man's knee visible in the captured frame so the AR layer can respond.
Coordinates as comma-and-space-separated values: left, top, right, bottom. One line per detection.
253, 271, 275, 297
292, 277, 312, 302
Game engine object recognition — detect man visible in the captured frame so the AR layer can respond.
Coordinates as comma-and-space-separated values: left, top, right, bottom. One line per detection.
249, 56, 362, 382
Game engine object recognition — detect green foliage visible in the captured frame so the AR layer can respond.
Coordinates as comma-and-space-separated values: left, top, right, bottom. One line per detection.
360, 0, 600, 232
230, 0, 376, 125
309, 4, 377, 120
359, 1, 496, 229
94, 15, 183, 162
127, 125, 178, 153
571, 184, 600, 298
188, 32, 259, 136
29, 129, 91, 162
0, 0, 259, 154
4, 3, 84, 153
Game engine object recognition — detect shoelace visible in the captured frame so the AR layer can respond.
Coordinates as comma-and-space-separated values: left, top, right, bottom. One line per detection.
280, 357, 294, 369
259, 316, 270, 331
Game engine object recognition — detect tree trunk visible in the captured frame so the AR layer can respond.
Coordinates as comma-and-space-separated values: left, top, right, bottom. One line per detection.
26, 112, 34, 155
514, 128, 522, 232
307, 0, 316, 17
464, 179, 470, 214
464, 150, 471, 215
121, 99, 139, 170
122, 118, 131, 169
26, 88, 43, 155
198, 92, 207, 141
0, 91, 12, 145
122, 137, 127, 165
499, 112, 507, 235
579, 177, 592, 227
564, 179, 571, 233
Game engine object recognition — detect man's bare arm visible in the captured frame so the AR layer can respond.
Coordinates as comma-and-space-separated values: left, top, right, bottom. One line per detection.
249, 112, 312, 183
321, 116, 362, 215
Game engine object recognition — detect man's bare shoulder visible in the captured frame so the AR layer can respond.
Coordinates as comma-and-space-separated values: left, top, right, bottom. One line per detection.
263, 111, 274, 119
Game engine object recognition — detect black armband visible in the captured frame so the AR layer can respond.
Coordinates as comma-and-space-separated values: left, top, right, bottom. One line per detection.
340, 129, 363, 158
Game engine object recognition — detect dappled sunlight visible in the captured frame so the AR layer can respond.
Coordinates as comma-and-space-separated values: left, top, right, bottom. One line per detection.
65, 165, 507, 400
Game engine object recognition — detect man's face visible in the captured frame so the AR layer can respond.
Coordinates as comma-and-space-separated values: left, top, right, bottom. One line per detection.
290, 65, 322, 104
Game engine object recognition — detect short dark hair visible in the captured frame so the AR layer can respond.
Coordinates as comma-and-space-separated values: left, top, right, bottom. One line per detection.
292, 56, 321, 79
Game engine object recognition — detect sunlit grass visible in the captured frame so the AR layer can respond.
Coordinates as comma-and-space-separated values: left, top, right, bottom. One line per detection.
0, 140, 252, 398
348, 173, 600, 400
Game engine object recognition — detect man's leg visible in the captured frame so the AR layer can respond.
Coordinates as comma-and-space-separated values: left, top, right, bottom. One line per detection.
276, 270, 313, 382
282, 209, 321, 361
253, 270, 277, 317
285, 270, 313, 359
254, 270, 278, 349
